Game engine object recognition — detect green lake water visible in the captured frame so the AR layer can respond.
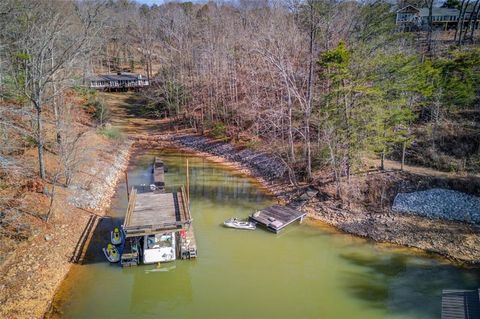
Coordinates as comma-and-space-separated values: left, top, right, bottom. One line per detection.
49, 150, 480, 319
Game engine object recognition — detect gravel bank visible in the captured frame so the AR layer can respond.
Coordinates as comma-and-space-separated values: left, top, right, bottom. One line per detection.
393, 188, 480, 224
69, 141, 132, 211
172, 135, 287, 181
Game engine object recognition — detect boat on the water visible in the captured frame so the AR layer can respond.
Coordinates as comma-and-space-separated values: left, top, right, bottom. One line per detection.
224, 218, 256, 230
143, 232, 176, 264
103, 243, 120, 263
111, 227, 123, 245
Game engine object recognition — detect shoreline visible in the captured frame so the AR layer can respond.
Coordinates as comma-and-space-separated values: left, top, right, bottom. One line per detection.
41, 132, 479, 319
156, 134, 480, 266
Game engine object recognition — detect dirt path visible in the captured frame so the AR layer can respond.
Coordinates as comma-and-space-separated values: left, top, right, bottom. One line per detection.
102, 92, 173, 136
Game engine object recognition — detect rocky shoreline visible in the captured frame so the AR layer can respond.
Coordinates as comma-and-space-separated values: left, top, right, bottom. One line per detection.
166, 134, 480, 265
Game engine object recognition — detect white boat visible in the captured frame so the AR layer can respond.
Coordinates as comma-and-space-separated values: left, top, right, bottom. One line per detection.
103, 243, 120, 263
224, 218, 256, 230
143, 232, 176, 264
110, 227, 123, 245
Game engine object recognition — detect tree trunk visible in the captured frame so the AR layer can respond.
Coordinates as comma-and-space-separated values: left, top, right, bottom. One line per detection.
459, 0, 472, 45
426, 0, 434, 54
454, 0, 466, 41
287, 88, 295, 162
342, 80, 351, 181
304, 5, 315, 181
467, 0, 480, 43
401, 141, 406, 171
380, 130, 386, 170
381, 149, 385, 170
51, 44, 61, 144
457, 0, 471, 45
35, 105, 46, 179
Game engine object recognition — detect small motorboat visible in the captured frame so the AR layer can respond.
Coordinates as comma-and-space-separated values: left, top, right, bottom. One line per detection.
111, 227, 122, 245
103, 243, 120, 263
224, 218, 256, 230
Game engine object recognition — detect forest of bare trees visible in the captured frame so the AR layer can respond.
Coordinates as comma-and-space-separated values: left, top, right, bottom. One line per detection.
87, 0, 478, 190
1, 0, 479, 195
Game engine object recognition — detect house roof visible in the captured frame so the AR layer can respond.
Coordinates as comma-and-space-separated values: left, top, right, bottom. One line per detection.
419, 7, 459, 17
88, 72, 145, 82
396, 6, 460, 17
396, 5, 420, 13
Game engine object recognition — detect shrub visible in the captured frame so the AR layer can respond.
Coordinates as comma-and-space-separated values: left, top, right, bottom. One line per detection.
84, 97, 110, 126
99, 126, 124, 140
73, 85, 96, 98
211, 123, 227, 139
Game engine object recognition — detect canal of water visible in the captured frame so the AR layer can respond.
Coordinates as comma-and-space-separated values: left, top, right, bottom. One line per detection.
48, 150, 480, 319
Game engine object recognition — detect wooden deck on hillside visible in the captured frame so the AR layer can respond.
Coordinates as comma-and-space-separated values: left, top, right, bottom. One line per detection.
249, 205, 306, 233
123, 187, 192, 238
442, 289, 480, 319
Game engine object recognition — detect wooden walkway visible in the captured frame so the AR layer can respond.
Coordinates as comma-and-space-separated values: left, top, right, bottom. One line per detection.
249, 205, 306, 233
442, 289, 480, 319
153, 157, 165, 191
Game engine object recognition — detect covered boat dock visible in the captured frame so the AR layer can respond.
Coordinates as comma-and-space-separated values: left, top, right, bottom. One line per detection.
121, 186, 197, 266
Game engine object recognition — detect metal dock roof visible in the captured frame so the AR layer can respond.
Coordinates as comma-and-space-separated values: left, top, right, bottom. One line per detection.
442, 289, 480, 319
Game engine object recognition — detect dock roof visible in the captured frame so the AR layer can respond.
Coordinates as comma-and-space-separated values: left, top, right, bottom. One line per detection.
442, 289, 480, 319
123, 187, 192, 237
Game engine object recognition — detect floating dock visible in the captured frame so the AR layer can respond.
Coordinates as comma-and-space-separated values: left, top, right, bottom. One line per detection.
442, 289, 480, 319
249, 205, 306, 233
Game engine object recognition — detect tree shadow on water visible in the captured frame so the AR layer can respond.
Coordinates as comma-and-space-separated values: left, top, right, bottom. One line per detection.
339, 251, 480, 318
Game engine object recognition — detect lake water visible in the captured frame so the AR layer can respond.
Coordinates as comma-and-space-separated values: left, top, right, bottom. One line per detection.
48, 150, 480, 319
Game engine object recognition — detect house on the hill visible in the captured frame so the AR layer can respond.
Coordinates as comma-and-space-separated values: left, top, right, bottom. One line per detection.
87, 72, 149, 91
396, 5, 479, 30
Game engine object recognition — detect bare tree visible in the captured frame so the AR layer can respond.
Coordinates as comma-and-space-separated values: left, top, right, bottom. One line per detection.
1, 0, 102, 180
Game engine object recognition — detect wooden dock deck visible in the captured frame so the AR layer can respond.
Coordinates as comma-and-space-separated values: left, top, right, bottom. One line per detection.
123, 186, 192, 237
249, 205, 306, 233
442, 289, 480, 319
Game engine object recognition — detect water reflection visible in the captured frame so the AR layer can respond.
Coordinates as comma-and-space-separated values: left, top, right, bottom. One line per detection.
128, 265, 193, 316
340, 251, 480, 318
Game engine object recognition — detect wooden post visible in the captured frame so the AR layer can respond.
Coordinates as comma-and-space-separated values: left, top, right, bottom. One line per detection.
186, 159, 190, 205
125, 171, 130, 200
